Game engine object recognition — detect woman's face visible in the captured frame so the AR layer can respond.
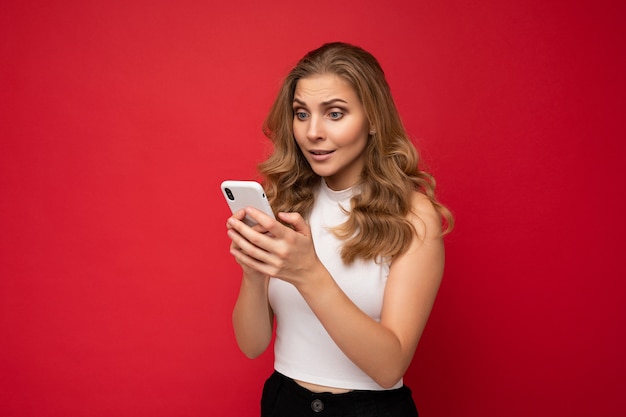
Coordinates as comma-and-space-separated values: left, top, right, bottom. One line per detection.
292, 74, 370, 191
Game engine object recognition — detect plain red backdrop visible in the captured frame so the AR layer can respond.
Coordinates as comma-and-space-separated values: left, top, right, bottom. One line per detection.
1, 0, 624, 416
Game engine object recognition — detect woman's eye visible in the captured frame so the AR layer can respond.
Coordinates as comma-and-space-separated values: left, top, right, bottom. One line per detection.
295, 111, 308, 120
328, 111, 343, 120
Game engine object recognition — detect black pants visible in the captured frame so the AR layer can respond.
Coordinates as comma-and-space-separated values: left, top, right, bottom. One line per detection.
261, 371, 419, 417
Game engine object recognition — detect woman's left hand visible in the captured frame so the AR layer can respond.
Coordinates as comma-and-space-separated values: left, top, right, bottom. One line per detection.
227, 207, 322, 286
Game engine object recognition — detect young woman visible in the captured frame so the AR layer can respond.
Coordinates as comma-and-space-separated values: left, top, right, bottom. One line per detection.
226, 42, 453, 417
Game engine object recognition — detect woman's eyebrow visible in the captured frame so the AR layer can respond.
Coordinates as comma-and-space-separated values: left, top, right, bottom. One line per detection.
292, 98, 348, 106
321, 98, 348, 106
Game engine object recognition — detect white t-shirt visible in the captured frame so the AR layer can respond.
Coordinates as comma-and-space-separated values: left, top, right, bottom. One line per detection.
268, 180, 402, 390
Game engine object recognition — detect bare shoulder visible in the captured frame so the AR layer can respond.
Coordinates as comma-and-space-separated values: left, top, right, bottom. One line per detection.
407, 191, 442, 240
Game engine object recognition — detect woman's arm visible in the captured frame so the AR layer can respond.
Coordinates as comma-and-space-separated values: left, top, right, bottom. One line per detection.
297, 193, 444, 387
228, 210, 274, 359
231, 274, 274, 359
227, 195, 445, 387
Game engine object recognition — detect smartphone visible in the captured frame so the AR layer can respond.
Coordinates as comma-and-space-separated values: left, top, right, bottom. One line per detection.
220, 180, 276, 227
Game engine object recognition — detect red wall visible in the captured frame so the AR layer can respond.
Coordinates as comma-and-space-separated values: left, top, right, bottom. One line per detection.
1, 1, 624, 416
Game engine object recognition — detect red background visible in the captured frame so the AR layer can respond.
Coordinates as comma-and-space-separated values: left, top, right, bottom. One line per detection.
1, 1, 625, 416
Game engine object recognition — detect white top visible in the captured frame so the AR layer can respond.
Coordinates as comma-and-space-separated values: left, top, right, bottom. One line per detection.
268, 180, 402, 390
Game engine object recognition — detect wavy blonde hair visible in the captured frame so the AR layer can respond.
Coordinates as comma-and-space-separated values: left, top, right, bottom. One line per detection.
259, 42, 453, 264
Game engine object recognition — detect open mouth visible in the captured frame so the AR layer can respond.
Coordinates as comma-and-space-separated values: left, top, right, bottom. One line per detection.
310, 150, 334, 155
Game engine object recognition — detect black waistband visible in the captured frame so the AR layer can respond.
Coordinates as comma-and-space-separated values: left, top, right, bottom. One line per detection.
272, 371, 411, 407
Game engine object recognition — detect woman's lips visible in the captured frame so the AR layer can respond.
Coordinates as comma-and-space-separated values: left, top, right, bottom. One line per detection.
309, 149, 335, 161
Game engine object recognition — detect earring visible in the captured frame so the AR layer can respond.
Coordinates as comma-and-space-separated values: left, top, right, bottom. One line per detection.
369, 128, 376, 135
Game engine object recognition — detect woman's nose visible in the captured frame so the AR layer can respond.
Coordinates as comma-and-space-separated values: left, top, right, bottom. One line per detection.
306, 116, 324, 141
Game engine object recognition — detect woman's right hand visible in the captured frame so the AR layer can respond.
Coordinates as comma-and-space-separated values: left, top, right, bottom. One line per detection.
226, 209, 270, 281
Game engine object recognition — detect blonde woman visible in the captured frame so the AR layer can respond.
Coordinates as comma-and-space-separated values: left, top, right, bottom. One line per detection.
226, 42, 453, 417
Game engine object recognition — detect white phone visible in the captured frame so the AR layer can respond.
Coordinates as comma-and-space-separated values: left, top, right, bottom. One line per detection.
220, 180, 276, 227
